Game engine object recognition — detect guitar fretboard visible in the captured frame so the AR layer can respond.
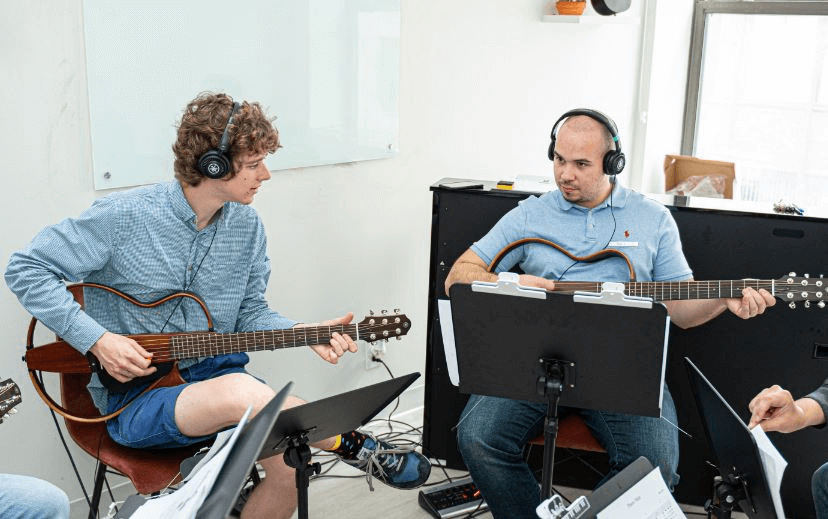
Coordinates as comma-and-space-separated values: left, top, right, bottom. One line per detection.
170, 324, 359, 360
554, 280, 777, 301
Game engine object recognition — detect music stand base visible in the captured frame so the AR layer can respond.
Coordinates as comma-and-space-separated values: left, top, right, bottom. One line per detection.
283, 434, 321, 519
704, 474, 753, 519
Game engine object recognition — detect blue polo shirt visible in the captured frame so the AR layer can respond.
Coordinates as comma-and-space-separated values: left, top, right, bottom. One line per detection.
471, 184, 693, 283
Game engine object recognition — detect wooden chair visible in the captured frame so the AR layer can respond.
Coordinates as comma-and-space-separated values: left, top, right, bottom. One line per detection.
59, 372, 203, 519
48, 285, 203, 519
525, 415, 607, 483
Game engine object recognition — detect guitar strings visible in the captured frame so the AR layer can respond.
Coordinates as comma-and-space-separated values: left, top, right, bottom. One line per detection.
95, 321, 407, 363
552, 280, 791, 295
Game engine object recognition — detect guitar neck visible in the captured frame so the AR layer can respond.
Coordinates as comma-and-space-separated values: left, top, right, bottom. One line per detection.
554, 279, 777, 301
170, 323, 360, 360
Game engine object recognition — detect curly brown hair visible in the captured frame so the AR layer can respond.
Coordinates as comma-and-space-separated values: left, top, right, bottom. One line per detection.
173, 92, 281, 187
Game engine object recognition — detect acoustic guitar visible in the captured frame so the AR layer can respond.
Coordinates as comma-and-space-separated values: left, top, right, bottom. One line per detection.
24, 283, 410, 421
548, 273, 826, 309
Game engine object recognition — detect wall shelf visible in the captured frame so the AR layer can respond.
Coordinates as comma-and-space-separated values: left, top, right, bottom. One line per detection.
541, 14, 639, 25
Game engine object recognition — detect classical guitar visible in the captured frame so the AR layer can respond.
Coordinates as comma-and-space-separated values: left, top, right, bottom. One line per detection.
0, 379, 22, 424
27, 312, 412, 390
487, 239, 824, 309
548, 272, 825, 309
24, 283, 411, 421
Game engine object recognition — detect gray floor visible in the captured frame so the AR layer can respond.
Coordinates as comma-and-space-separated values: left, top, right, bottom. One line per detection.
69, 413, 743, 519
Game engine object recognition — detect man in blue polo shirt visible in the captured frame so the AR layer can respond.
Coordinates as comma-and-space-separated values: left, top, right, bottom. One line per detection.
444, 109, 775, 519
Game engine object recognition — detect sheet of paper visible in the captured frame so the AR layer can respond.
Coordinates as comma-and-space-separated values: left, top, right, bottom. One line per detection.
596, 467, 684, 519
513, 174, 557, 193
437, 299, 459, 386
750, 425, 788, 519
130, 405, 253, 519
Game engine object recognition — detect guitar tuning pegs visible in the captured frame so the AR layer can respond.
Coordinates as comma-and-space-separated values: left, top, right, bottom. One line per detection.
381, 309, 387, 315
805, 273, 811, 278
394, 308, 400, 314
369, 310, 375, 316
396, 336, 402, 341
820, 301, 826, 309
789, 302, 797, 309
789, 272, 796, 276
805, 301, 811, 308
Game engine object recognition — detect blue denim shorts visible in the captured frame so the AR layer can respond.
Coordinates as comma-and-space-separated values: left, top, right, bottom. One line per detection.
106, 353, 249, 449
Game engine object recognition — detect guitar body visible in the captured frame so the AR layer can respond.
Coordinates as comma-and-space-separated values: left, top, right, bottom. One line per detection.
97, 361, 179, 393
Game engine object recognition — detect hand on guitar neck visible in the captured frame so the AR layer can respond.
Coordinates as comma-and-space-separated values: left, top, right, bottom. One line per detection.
89, 331, 158, 384
515, 274, 556, 292
303, 311, 358, 364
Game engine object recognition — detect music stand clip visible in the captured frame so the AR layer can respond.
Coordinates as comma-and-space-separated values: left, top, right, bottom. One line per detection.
471, 272, 546, 299
573, 282, 653, 309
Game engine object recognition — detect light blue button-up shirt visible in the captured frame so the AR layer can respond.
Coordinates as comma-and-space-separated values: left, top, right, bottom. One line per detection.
6, 181, 296, 410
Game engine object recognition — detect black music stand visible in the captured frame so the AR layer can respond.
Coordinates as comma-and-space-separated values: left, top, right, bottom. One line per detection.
257, 372, 421, 519
115, 382, 292, 519
449, 277, 670, 500
685, 357, 785, 519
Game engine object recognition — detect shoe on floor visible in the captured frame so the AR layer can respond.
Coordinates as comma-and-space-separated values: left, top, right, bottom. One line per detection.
340, 433, 431, 491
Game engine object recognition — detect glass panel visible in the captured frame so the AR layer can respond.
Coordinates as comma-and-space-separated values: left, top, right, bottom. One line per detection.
695, 12, 828, 208
83, 0, 400, 190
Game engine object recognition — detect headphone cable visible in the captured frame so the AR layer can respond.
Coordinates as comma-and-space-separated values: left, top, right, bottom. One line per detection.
556, 180, 617, 281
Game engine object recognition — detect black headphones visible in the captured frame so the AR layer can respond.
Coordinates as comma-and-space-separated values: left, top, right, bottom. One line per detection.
197, 101, 240, 179
547, 108, 626, 177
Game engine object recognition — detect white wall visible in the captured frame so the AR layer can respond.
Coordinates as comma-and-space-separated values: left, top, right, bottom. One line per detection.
0, 0, 692, 508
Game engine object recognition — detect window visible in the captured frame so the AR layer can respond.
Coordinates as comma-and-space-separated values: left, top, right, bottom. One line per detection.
683, 1, 828, 208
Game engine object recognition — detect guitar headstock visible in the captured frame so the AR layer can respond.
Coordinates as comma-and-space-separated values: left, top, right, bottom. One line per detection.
776, 273, 827, 309
0, 378, 21, 424
358, 310, 411, 343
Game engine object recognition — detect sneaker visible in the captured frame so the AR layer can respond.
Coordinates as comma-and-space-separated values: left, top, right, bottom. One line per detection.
340, 433, 431, 491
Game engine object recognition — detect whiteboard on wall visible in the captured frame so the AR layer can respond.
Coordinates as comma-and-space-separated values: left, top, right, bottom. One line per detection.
83, 0, 400, 190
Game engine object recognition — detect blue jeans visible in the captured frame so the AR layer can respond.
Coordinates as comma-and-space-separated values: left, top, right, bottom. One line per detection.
456, 388, 680, 519
0, 474, 70, 519
814, 462, 828, 519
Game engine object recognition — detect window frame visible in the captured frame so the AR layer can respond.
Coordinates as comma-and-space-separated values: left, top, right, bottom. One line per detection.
681, 0, 828, 156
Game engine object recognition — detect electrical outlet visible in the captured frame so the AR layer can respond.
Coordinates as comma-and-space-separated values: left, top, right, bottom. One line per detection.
364, 341, 387, 370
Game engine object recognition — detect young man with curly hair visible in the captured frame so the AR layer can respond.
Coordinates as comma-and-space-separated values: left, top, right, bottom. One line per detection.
6, 92, 429, 518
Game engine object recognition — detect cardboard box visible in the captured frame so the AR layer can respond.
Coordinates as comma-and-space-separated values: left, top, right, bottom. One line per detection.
664, 154, 735, 199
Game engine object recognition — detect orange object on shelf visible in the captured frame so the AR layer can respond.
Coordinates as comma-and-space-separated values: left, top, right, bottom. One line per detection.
556, 1, 586, 15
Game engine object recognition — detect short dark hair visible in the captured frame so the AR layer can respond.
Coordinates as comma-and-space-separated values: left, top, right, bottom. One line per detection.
172, 92, 281, 186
